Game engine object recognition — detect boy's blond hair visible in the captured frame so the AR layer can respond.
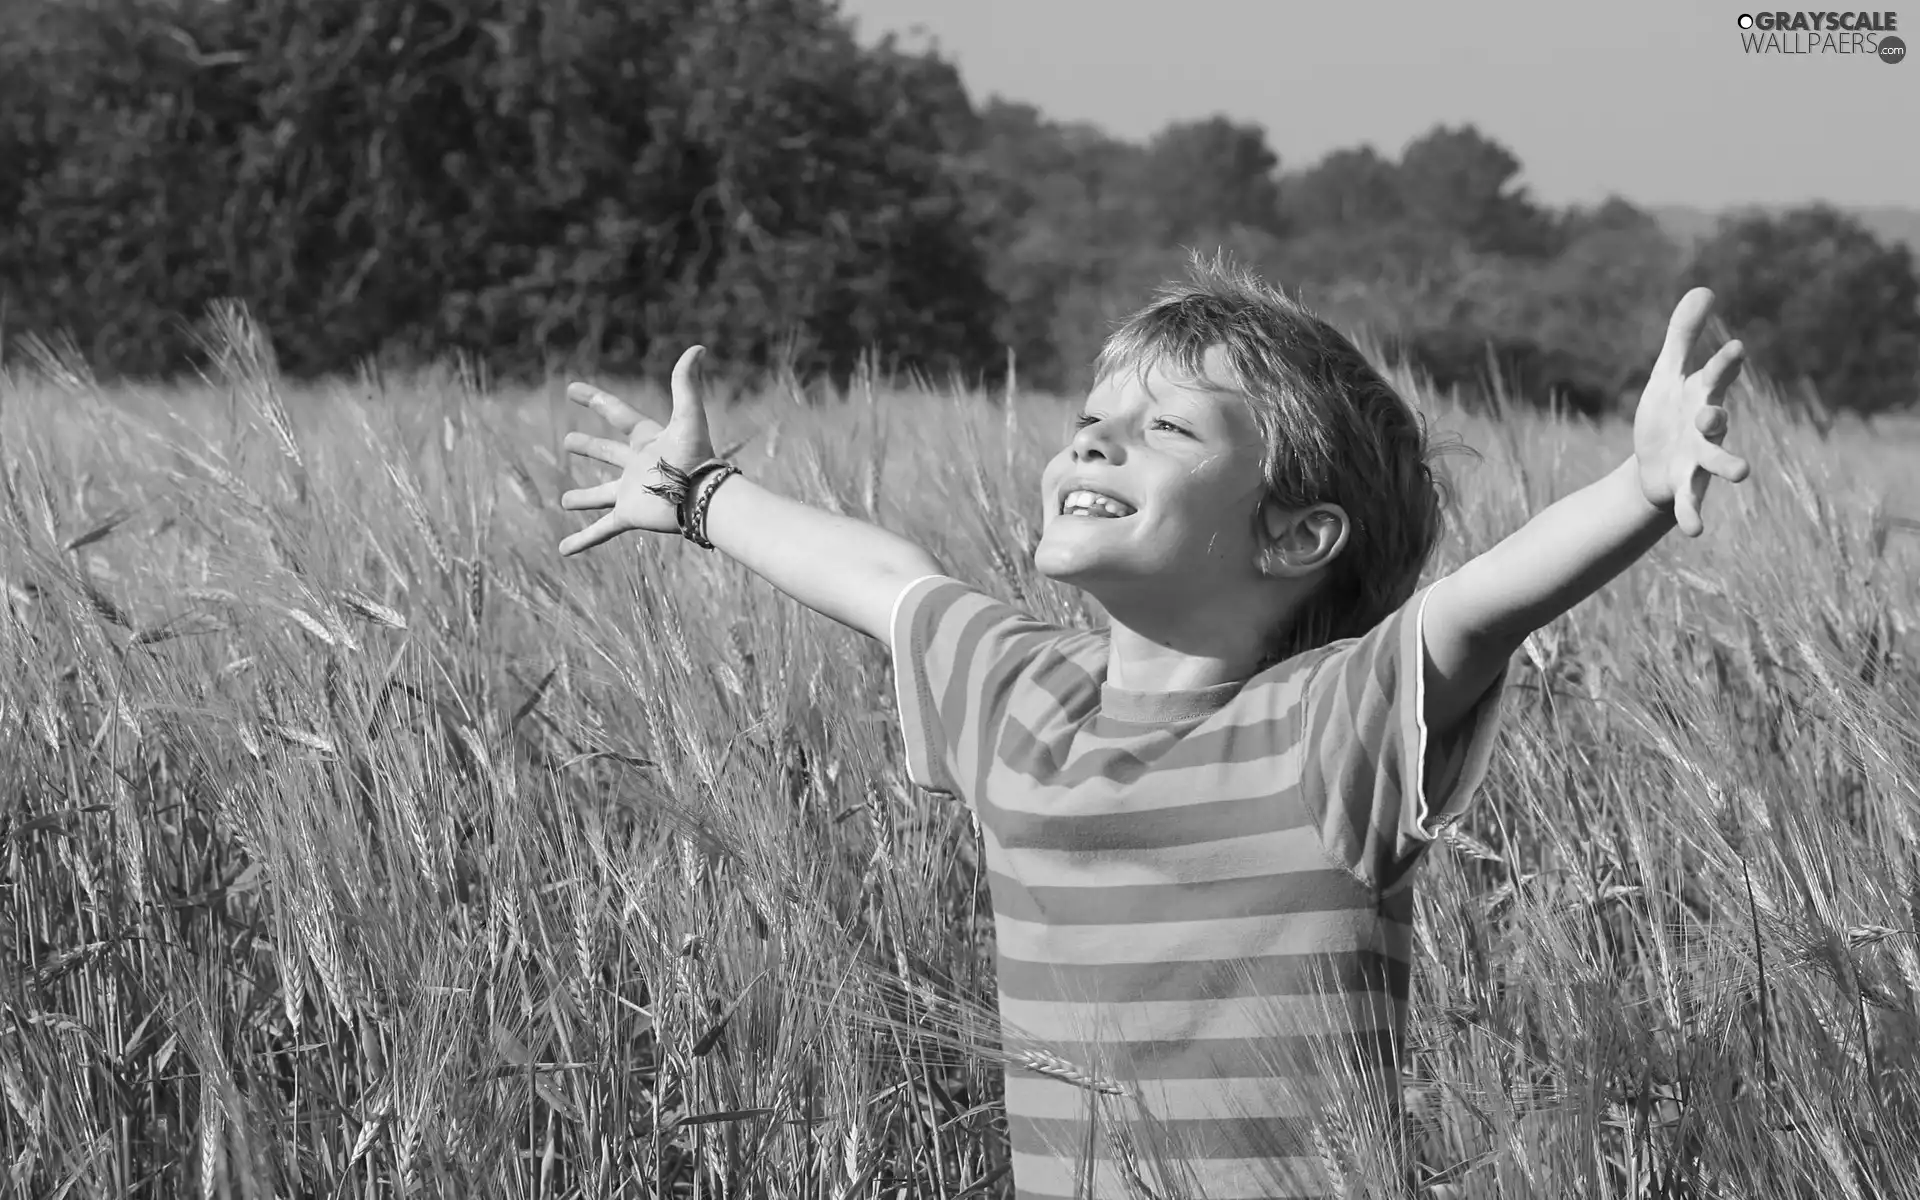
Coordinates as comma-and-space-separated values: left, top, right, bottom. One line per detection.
1094, 252, 1447, 662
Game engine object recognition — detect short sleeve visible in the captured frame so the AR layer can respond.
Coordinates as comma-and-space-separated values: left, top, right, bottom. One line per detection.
889, 576, 1066, 798
1300, 582, 1509, 893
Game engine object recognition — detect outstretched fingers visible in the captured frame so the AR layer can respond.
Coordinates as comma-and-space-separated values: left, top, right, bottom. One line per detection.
1695, 405, 1729, 440
1669, 454, 1712, 538
1675, 423, 1750, 538
559, 513, 627, 557
560, 482, 619, 512
568, 382, 654, 435
1696, 441, 1751, 484
564, 432, 630, 467
1654, 287, 1716, 378
668, 346, 711, 440
1693, 339, 1746, 403
1694, 346, 1749, 483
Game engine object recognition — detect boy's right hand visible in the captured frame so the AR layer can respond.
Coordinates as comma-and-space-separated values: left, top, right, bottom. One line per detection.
558, 346, 715, 556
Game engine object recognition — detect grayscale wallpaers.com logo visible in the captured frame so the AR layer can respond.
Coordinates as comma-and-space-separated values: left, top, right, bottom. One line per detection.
1735, 10, 1904, 59
1743, 10, 1904, 59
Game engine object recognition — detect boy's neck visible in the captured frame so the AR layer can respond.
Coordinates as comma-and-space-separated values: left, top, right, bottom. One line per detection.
1098, 595, 1294, 693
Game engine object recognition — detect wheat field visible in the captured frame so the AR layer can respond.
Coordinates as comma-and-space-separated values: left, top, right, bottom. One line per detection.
3, 312, 1920, 1199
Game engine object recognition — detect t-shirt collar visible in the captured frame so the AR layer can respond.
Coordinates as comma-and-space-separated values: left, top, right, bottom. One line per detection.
1098, 678, 1244, 724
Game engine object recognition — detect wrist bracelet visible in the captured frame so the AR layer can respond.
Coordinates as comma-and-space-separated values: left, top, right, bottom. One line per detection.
679, 461, 739, 550
672, 459, 726, 541
686, 464, 739, 550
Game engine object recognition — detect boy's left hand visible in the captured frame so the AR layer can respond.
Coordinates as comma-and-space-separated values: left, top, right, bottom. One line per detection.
1634, 287, 1753, 537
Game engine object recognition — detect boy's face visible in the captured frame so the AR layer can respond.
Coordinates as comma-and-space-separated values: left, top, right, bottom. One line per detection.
1035, 349, 1272, 601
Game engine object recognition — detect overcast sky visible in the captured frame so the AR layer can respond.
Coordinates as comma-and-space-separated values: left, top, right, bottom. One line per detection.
839, 0, 1917, 210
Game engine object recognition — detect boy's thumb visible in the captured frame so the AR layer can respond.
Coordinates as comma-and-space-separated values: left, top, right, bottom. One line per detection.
669, 345, 709, 430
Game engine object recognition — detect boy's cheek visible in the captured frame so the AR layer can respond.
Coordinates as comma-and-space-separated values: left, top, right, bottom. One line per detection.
1036, 460, 1067, 514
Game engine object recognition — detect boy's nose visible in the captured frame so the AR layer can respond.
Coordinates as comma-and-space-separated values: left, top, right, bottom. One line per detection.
1070, 422, 1123, 463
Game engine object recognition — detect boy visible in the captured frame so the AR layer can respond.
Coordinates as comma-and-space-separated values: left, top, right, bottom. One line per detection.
557, 259, 1750, 1198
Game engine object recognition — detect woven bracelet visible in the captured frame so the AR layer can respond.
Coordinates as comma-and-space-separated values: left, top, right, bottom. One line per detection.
676, 461, 738, 550
669, 459, 726, 540
687, 462, 737, 549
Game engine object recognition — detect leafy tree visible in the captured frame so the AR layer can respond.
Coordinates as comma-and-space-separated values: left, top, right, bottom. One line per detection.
1461, 198, 1683, 401
1556, 194, 1666, 242
961, 100, 1156, 391
1282, 146, 1405, 232
0, 0, 1003, 384
1129, 115, 1283, 244
1685, 205, 1920, 417
1395, 123, 1560, 259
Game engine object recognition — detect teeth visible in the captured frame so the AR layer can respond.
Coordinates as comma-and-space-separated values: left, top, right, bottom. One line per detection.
1062, 489, 1135, 518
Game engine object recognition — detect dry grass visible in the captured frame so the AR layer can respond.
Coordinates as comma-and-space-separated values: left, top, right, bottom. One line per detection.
3, 313, 1919, 1199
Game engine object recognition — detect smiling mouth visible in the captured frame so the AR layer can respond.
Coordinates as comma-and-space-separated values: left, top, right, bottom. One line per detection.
1060, 489, 1137, 518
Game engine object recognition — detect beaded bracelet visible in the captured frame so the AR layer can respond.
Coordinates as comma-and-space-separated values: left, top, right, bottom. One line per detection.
679, 461, 739, 550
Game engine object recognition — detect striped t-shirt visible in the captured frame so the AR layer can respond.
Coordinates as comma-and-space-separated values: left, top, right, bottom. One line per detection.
889, 576, 1508, 1199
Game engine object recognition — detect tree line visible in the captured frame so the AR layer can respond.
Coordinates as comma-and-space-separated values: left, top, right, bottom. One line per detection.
2, 0, 1916, 415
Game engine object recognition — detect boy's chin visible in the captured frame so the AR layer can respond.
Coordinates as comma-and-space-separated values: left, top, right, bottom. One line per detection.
1034, 549, 1090, 585
1033, 544, 1134, 591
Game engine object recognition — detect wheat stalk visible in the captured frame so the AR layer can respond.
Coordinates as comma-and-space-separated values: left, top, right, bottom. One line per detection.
339, 591, 407, 630
284, 606, 337, 645
388, 465, 453, 577
1008, 1048, 1129, 1097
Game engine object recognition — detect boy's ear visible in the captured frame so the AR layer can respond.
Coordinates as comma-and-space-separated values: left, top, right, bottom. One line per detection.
1258, 501, 1349, 578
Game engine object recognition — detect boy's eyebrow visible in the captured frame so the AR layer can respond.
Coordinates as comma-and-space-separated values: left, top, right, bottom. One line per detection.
1152, 385, 1231, 429
1080, 383, 1228, 437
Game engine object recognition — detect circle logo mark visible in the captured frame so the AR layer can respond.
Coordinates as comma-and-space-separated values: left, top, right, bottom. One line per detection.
1881, 35, 1907, 63
1738, 13, 1755, 28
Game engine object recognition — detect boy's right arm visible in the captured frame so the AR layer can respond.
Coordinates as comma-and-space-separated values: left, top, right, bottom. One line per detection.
556, 345, 942, 643
700, 475, 943, 642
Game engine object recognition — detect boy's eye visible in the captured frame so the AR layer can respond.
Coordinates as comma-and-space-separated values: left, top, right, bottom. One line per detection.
1071, 414, 1192, 436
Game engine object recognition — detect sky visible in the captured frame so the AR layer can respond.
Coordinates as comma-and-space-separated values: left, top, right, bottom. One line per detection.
838, 0, 1917, 211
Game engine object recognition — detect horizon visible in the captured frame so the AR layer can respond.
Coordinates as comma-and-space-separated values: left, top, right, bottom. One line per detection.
840, 0, 1919, 213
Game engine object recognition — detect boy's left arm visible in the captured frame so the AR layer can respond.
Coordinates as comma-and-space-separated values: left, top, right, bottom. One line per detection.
1422, 287, 1753, 737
